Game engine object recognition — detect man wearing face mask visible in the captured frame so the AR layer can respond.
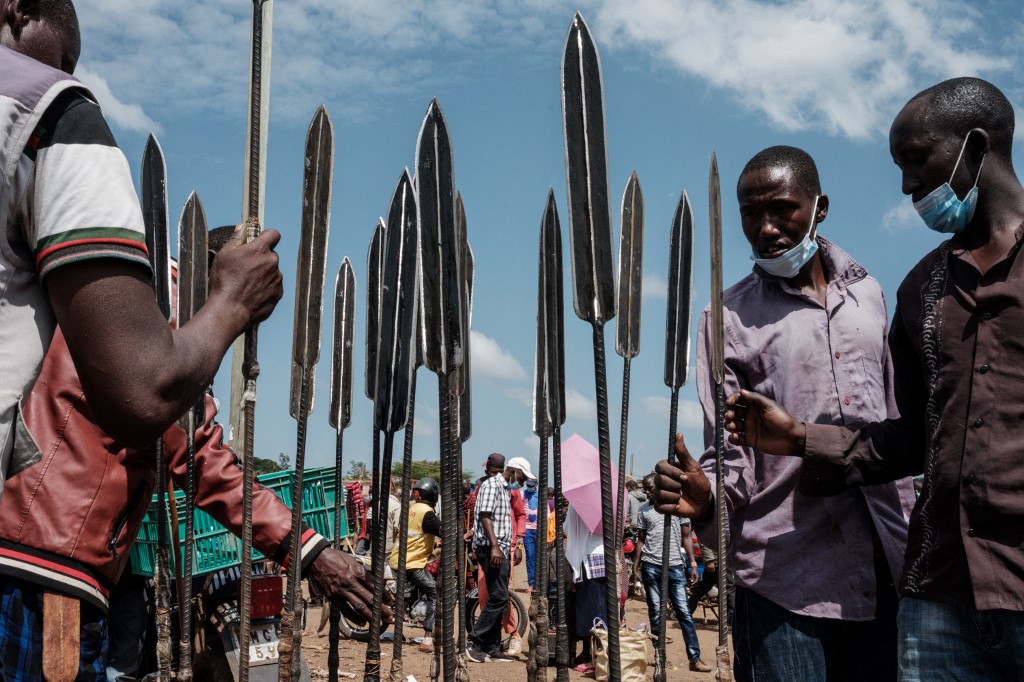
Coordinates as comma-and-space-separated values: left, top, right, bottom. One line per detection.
706, 79, 1024, 680
676, 146, 916, 681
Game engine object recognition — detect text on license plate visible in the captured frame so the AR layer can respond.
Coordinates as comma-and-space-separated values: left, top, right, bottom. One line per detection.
248, 626, 279, 665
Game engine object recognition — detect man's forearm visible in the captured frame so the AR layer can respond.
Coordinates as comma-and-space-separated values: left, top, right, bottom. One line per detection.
481, 516, 499, 549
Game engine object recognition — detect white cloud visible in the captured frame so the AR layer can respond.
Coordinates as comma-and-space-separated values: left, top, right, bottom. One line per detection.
881, 201, 921, 234
642, 273, 667, 299
565, 386, 597, 420
76, 66, 160, 133
641, 395, 703, 429
591, 0, 1017, 139
471, 330, 528, 381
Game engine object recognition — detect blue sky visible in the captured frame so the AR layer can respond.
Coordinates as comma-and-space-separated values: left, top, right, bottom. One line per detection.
76, 0, 1024, 481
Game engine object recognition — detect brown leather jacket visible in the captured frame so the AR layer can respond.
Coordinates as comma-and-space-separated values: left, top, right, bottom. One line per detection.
0, 327, 326, 611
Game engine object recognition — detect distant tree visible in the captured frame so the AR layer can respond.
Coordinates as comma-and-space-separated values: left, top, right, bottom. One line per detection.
254, 456, 284, 476
346, 460, 368, 481
277, 452, 290, 470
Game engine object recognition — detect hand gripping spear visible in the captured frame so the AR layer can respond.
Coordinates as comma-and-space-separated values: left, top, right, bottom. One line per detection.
141, 134, 174, 682
238, 3, 273, 680
326, 258, 356, 682
416, 99, 465, 682
561, 13, 621, 676
278, 105, 334, 682
365, 171, 419, 682
541, 191, 570, 682
654, 190, 694, 682
175, 192, 209, 682
614, 172, 644, 552
709, 153, 734, 681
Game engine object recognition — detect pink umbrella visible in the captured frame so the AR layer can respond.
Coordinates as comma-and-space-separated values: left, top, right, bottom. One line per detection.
559, 433, 620, 534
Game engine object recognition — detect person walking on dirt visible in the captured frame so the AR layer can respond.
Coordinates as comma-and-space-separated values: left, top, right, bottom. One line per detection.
390, 478, 442, 653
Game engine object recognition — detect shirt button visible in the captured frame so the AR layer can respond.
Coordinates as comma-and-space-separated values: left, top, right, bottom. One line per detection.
968, 528, 977, 537
981, 311, 992, 320
965, 473, 976, 485
844, 397, 851, 406
834, 351, 841, 359
979, 364, 990, 374
974, 418, 984, 428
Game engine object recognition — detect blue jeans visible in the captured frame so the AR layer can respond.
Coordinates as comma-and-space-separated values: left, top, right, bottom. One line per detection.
640, 561, 701, 663
524, 530, 537, 588
899, 596, 1024, 681
733, 582, 898, 682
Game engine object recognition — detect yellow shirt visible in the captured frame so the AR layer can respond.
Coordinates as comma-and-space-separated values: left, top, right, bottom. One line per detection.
389, 501, 437, 570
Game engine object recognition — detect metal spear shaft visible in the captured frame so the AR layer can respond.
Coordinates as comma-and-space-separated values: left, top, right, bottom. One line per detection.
238, 3, 273, 680
655, 189, 694, 682
175, 192, 209, 682
141, 135, 173, 682
366, 171, 418, 682
326, 258, 355, 682
709, 153, 734, 681
562, 13, 620, 675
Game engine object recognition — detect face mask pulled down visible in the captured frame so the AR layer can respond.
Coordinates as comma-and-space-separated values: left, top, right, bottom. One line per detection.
913, 133, 986, 234
750, 195, 820, 279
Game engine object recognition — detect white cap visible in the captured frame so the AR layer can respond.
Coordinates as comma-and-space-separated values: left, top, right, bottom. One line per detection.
506, 456, 537, 480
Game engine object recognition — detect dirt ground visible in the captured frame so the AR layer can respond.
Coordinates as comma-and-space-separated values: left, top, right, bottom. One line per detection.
300, 565, 724, 682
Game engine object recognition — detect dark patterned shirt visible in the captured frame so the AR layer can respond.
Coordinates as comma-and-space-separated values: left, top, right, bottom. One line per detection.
472, 474, 512, 557
804, 224, 1024, 611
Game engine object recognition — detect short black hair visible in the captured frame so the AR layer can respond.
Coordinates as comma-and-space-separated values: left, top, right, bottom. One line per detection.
209, 225, 236, 255
907, 77, 1015, 158
642, 473, 655, 487
738, 145, 821, 198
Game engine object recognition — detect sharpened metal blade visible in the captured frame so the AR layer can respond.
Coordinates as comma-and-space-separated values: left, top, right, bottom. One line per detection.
289, 105, 334, 419
562, 12, 615, 327
365, 219, 386, 402
374, 170, 419, 433
176, 192, 209, 329
615, 171, 644, 359
532, 203, 550, 438
455, 193, 473, 441
709, 153, 725, 386
142, 134, 171, 320
416, 99, 464, 381
542, 190, 567, 428
329, 258, 356, 432
665, 189, 695, 390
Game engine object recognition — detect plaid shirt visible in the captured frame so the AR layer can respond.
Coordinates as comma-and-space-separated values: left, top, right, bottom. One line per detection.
472, 474, 513, 557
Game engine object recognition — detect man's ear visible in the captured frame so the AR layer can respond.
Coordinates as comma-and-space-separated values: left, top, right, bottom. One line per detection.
816, 194, 829, 224
5, 0, 39, 37
966, 128, 990, 170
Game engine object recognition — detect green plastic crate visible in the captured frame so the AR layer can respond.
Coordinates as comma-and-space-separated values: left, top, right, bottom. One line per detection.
130, 468, 348, 577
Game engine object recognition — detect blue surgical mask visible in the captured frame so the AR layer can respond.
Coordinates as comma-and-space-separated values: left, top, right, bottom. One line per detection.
913, 134, 986, 234
510, 481, 522, 491
750, 195, 820, 279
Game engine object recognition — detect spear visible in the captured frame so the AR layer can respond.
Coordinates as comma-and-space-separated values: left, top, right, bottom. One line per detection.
561, 13, 620, 675
454, 193, 473, 679
614, 172, 644, 545
326, 258, 356, 682
416, 99, 464, 682
709, 153, 734, 681
527, 192, 556, 682
365, 219, 385, 523
237, 3, 273, 680
541, 191, 570, 682
175, 192, 209, 682
654, 189, 694, 682
141, 134, 173, 682
365, 171, 419, 682
278, 105, 334, 682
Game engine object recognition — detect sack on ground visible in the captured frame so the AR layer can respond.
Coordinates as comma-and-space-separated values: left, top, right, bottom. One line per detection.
589, 618, 648, 682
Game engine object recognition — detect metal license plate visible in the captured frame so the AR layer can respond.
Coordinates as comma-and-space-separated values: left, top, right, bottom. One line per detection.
247, 623, 280, 666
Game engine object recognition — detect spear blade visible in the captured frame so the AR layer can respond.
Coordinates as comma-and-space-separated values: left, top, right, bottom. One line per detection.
416, 99, 464, 380
455, 193, 473, 442
532, 224, 549, 438
562, 12, 615, 327
542, 190, 566, 429
374, 171, 419, 433
365, 220, 386, 402
615, 172, 644, 358
709, 153, 725, 386
665, 190, 695, 390
329, 258, 356, 432
142, 135, 171, 319
176, 193, 209, 329
289, 105, 334, 418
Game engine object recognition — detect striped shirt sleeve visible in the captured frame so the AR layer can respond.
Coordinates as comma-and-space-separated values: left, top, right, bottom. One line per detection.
26, 90, 149, 279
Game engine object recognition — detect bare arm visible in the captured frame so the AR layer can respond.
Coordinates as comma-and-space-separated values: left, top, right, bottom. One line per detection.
681, 522, 698, 585
47, 226, 282, 446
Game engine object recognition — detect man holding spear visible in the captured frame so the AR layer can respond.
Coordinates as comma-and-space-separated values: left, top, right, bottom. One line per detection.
655, 147, 915, 681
